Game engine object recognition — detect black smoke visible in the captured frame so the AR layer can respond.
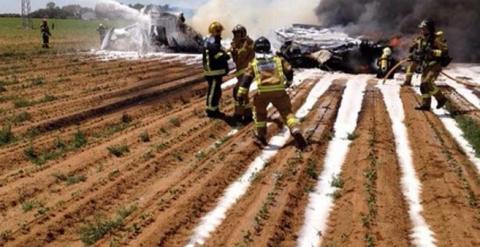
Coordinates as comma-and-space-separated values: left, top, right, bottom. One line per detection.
315, 0, 480, 62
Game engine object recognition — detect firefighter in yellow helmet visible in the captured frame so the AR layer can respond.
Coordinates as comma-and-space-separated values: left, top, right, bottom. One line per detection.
238, 37, 307, 150
230, 24, 255, 124
406, 18, 450, 111
376, 46, 395, 79
202, 21, 231, 118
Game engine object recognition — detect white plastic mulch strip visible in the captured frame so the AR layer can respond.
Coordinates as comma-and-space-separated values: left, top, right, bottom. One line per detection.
442, 68, 480, 109
449, 65, 480, 85
379, 83, 437, 246
411, 77, 480, 174
296, 75, 370, 247
204, 70, 324, 157
92, 50, 202, 64
185, 73, 340, 247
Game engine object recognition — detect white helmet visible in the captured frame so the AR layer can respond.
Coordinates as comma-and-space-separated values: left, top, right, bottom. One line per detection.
383, 47, 392, 56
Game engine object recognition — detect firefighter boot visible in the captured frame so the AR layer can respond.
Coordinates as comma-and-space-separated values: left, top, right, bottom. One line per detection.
242, 108, 253, 124
206, 110, 224, 118
291, 127, 307, 150
253, 127, 268, 147
416, 83, 432, 111
253, 134, 268, 147
415, 98, 431, 111
435, 93, 447, 109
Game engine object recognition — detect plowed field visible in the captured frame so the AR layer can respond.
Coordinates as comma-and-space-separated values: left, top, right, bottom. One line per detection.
0, 52, 479, 247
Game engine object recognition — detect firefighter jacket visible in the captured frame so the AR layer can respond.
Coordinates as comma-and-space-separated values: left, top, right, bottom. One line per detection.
410, 31, 449, 67
230, 36, 255, 77
238, 54, 294, 95
202, 36, 230, 77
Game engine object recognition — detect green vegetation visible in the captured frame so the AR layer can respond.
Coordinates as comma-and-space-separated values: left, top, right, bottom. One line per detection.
0, 17, 130, 55
78, 205, 137, 245
12, 111, 32, 123
0, 124, 14, 145
139, 130, 150, 142
73, 129, 87, 148
347, 131, 359, 140
93, 114, 133, 139
52, 172, 87, 185
107, 144, 130, 157
306, 158, 318, 180
455, 115, 480, 158
330, 174, 344, 189
0, 230, 12, 241
13, 94, 58, 108
169, 117, 181, 127
30, 77, 44, 86
24, 130, 87, 165
21, 199, 43, 213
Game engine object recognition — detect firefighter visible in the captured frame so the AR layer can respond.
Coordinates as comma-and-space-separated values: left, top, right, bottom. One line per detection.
202, 21, 231, 118
238, 37, 307, 150
230, 24, 255, 124
40, 19, 51, 48
377, 47, 395, 79
97, 23, 107, 46
407, 18, 450, 111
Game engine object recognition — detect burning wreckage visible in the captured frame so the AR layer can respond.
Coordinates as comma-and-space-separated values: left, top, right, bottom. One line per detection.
96, 3, 398, 77
275, 25, 399, 77
96, 4, 203, 53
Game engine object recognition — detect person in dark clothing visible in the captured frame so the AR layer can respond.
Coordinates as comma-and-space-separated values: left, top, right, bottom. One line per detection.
202, 21, 230, 118
96, 23, 107, 46
40, 19, 51, 48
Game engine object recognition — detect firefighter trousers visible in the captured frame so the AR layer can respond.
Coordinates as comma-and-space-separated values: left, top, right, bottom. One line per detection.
419, 63, 446, 107
405, 62, 418, 85
205, 76, 223, 113
252, 90, 299, 138
233, 76, 252, 118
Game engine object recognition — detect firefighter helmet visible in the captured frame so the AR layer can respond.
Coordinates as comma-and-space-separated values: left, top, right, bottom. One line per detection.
418, 18, 435, 33
383, 47, 392, 56
208, 21, 224, 35
232, 24, 247, 38
254, 37, 271, 54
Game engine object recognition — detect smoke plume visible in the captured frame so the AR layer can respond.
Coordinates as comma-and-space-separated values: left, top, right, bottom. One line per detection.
95, 0, 149, 24
191, 0, 318, 38
315, 0, 480, 62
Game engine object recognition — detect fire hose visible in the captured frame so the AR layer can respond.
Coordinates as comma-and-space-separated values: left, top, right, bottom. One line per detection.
382, 58, 409, 84
383, 59, 479, 89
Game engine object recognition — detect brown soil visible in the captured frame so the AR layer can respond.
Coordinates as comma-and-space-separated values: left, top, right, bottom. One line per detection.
321, 85, 411, 247
401, 87, 480, 247
0, 52, 479, 247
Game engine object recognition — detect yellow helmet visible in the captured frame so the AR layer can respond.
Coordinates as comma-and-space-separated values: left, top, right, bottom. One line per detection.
208, 21, 224, 35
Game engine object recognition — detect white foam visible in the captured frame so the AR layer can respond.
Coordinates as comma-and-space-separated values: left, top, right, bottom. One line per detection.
296, 75, 369, 247
379, 83, 436, 246
185, 73, 340, 247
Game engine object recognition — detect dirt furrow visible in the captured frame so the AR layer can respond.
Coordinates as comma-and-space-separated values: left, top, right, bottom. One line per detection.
97, 77, 319, 247
5, 64, 203, 131
401, 87, 480, 246
321, 86, 411, 247
0, 75, 220, 196
203, 81, 345, 247
1, 58, 177, 101
1, 77, 315, 247
442, 86, 480, 122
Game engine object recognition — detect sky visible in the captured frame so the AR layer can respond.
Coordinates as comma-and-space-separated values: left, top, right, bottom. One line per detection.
0, 0, 208, 13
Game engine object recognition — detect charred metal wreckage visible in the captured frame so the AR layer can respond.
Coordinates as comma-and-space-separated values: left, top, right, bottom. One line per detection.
276, 24, 399, 76
97, 5, 203, 53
